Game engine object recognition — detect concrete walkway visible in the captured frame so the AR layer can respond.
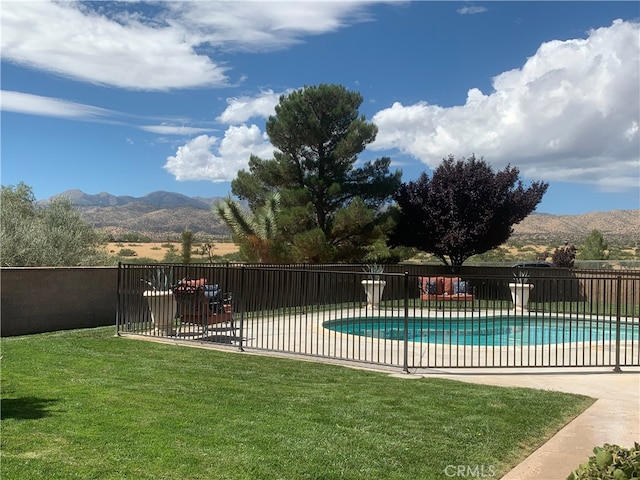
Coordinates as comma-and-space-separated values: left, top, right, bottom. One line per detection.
409, 367, 640, 480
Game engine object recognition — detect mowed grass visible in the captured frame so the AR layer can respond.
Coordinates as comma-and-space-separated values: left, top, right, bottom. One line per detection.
1, 327, 594, 479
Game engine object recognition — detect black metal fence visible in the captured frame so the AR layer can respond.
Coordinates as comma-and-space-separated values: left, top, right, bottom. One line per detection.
117, 263, 640, 371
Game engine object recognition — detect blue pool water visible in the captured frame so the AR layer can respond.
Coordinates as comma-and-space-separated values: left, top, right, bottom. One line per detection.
323, 316, 640, 347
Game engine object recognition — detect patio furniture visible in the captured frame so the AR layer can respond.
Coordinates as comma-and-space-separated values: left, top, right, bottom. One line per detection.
173, 278, 235, 338
418, 276, 475, 308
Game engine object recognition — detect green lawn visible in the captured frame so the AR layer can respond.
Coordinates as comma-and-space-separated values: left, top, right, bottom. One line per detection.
1, 327, 593, 479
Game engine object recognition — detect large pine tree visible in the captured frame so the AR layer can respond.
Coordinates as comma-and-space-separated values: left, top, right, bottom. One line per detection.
231, 84, 402, 262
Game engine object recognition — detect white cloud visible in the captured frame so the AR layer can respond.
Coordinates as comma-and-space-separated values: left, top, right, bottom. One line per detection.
1, 1, 228, 91
0, 1, 377, 91
457, 6, 488, 15
0, 90, 212, 135
371, 19, 640, 192
140, 125, 213, 135
0, 90, 112, 119
164, 125, 274, 182
168, 1, 376, 51
217, 90, 286, 124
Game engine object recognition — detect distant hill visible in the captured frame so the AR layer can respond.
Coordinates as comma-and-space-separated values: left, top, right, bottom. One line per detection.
46, 190, 228, 239
511, 210, 639, 245
46, 189, 215, 209
46, 189, 640, 244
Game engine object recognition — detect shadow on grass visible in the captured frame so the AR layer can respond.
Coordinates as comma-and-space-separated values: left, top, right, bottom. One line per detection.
1, 397, 60, 420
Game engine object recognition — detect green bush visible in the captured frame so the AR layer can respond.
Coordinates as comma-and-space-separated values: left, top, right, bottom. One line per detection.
567, 443, 640, 480
162, 245, 181, 263
1, 182, 109, 266
117, 248, 137, 257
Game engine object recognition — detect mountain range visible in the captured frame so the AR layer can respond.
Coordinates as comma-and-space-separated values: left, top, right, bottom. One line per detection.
46, 189, 219, 209
45, 189, 230, 239
47, 189, 640, 244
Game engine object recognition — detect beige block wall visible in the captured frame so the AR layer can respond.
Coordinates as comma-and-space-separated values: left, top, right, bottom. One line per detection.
1, 267, 118, 337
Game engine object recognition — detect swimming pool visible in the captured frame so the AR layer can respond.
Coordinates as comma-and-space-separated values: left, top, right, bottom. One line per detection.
323, 316, 640, 347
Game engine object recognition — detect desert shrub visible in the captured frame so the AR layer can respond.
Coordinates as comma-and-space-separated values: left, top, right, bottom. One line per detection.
567, 443, 640, 479
536, 250, 551, 261
162, 245, 180, 263
553, 243, 577, 268
1, 182, 109, 266
117, 248, 137, 257
120, 232, 151, 242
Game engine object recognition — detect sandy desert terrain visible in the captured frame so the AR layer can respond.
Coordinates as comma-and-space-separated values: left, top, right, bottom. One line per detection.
107, 242, 239, 261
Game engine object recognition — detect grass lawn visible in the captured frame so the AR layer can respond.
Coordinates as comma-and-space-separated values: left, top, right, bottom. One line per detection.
1, 327, 593, 479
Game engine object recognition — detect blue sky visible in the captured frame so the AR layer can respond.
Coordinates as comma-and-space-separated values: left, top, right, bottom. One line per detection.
1, 1, 639, 215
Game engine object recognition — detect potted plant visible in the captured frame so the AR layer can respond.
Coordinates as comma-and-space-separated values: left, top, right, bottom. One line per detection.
142, 266, 178, 335
508, 270, 534, 311
361, 264, 386, 309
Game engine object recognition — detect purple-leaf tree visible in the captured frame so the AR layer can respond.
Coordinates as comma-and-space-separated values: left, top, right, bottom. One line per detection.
392, 155, 549, 268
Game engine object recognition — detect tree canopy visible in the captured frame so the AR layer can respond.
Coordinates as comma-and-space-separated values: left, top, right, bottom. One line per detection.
1, 182, 108, 266
230, 84, 402, 262
579, 229, 609, 260
392, 155, 549, 268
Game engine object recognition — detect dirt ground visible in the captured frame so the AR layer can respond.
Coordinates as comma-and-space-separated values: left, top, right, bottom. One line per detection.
107, 242, 632, 263
107, 242, 239, 262
108, 242, 550, 262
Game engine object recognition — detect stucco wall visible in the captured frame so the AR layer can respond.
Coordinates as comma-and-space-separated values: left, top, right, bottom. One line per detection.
1, 267, 118, 337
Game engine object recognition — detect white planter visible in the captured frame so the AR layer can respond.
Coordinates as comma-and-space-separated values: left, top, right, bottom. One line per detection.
361, 280, 386, 308
143, 290, 177, 335
508, 283, 534, 311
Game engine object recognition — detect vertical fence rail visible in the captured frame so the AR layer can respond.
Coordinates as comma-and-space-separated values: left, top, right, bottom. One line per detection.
614, 275, 622, 373
117, 264, 640, 371
403, 272, 410, 373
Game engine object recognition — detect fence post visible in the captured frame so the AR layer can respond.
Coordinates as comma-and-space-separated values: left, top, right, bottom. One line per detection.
238, 265, 246, 352
403, 272, 410, 374
613, 275, 622, 373
115, 262, 122, 336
